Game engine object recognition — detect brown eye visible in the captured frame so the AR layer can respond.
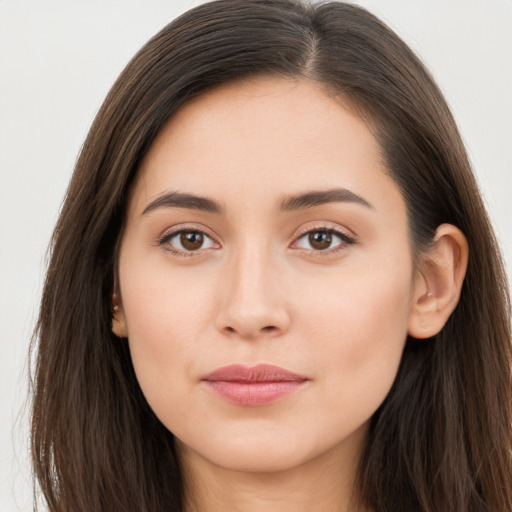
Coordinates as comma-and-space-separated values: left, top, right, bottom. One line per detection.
180, 231, 204, 251
308, 231, 332, 250
293, 228, 354, 253
160, 229, 216, 254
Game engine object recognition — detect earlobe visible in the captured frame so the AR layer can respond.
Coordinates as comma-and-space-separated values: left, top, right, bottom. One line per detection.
111, 292, 128, 338
408, 224, 468, 339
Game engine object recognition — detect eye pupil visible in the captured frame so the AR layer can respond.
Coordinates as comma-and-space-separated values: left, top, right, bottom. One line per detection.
180, 231, 204, 250
309, 231, 332, 250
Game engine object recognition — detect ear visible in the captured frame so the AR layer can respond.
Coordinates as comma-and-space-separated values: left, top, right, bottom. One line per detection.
408, 224, 468, 339
111, 292, 128, 338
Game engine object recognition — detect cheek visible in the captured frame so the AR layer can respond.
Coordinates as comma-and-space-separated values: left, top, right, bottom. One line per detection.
122, 255, 216, 338
297, 256, 413, 410
119, 262, 218, 412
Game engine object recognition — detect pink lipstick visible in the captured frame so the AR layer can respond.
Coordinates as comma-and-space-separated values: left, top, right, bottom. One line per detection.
202, 364, 308, 406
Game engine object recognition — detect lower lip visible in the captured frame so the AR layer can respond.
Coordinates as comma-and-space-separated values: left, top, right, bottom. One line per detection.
204, 380, 307, 406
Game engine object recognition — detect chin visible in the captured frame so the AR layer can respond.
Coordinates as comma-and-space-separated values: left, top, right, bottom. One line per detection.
177, 429, 316, 474
177, 422, 362, 477
207, 451, 309, 475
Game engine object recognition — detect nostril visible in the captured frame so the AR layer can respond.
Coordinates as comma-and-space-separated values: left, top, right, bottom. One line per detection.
222, 324, 278, 337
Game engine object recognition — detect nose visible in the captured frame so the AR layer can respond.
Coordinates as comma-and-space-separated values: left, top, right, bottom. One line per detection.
215, 244, 291, 340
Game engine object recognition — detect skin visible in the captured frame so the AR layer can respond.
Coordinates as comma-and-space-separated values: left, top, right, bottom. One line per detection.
113, 77, 468, 512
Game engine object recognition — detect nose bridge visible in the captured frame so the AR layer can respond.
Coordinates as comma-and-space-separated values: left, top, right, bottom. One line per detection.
216, 236, 289, 339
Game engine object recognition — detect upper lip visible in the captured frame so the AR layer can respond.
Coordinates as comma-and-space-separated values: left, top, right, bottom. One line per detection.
203, 364, 308, 383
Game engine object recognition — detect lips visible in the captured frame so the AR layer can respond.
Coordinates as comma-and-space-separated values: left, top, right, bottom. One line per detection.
202, 364, 309, 406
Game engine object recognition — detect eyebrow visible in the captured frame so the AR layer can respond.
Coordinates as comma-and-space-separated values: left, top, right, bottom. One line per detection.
142, 187, 373, 216
142, 192, 224, 215
279, 188, 373, 211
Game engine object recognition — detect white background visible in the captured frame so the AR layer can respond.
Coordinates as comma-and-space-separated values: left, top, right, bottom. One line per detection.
1, 0, 511, 510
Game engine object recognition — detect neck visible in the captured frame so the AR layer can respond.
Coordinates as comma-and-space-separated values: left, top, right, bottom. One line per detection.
177, 429, 369, 512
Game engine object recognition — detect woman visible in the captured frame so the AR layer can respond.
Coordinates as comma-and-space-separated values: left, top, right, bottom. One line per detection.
31, 0, 512, 510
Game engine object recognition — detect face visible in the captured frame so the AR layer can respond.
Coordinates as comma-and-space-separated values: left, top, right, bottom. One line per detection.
115, 77, 418, 475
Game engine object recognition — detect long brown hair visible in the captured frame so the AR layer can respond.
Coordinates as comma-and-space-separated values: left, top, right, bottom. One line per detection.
31, 1, 512, 510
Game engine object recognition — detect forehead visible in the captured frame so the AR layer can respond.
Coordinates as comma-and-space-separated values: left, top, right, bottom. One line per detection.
131, 76, 403, 218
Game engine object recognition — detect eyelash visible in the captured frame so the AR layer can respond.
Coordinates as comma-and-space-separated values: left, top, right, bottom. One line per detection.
292, 225, 356, 256
157, 227, 219, 257
157, 225, 356, 257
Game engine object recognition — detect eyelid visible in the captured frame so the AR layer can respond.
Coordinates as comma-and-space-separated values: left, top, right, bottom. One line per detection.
289, 222, 356, 254
295, 221, 356, 241
157, 223, 221, 256
292, 222, 356, 240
